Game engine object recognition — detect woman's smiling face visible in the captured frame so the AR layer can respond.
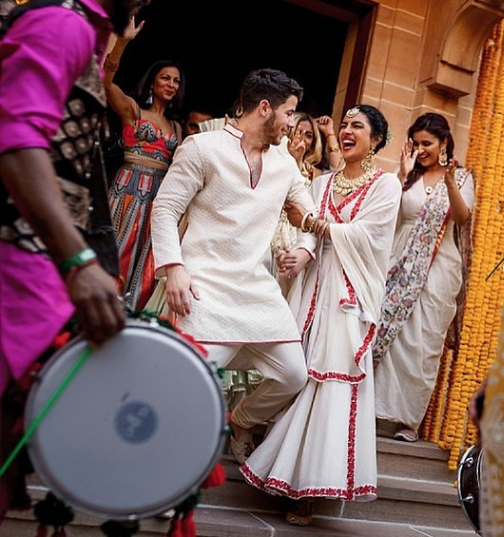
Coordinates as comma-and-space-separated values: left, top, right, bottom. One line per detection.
338, 111, 373, 164
411, 129, 445, 169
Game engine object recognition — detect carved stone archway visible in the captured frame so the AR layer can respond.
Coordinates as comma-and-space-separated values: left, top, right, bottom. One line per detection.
422, 0, 504, 97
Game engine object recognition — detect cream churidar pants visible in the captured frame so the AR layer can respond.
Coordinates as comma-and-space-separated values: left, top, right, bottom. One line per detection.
206, 342, 307, 430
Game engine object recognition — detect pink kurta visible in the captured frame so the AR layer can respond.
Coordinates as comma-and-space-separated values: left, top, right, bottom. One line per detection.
0, 243, 74, 396
0, 0, 110, 397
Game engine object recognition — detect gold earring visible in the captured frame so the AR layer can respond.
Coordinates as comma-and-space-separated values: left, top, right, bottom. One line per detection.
438, 146, 448, 166
361, 147, 376, 173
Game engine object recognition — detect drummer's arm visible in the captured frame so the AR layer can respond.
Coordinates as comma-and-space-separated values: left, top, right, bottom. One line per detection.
0, 17, 124, 345
0, 149, 125, 344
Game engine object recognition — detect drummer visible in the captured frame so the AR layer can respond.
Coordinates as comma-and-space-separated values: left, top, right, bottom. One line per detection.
0, 0, 147, 528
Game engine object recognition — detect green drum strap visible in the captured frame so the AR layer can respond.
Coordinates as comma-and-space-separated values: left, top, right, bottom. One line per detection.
0, 346, 92, 476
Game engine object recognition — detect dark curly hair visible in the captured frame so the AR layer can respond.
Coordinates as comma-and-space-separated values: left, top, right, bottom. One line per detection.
235, 68, 304, 116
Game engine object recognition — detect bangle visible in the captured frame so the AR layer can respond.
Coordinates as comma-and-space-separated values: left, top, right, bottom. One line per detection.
320, 221, 330, 237
300, 212, 313, 232
326, 131, 336, 137
328, 144, 339, 153
103, 54, 119, 73
60, 248, 97, 275
308, 216, 318, 233
65, 258, 100, 285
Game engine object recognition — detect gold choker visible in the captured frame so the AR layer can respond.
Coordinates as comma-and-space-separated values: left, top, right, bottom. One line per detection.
332, 168, 376, 196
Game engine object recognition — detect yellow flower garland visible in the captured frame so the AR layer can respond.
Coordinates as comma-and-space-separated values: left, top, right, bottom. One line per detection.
422, 21, 504, 470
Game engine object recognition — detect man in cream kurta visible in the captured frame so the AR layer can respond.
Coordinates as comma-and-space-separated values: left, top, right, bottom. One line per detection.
151, 68, 317, 462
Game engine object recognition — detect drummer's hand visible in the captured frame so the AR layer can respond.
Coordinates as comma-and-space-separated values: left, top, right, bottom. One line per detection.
67, 264, 125, 346
165, 264, 199, 317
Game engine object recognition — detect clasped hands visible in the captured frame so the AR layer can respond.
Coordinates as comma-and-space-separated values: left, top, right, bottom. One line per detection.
277, 200, 312, 278
275, 248, 310, 280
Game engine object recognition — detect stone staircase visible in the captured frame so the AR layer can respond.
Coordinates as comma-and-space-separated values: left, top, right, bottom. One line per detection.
3, 431, 478, 536
197, 434, 474, 531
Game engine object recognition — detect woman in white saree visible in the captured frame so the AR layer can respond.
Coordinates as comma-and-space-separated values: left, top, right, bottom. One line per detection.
373, 113, 474, 443
240, 105, 402, 525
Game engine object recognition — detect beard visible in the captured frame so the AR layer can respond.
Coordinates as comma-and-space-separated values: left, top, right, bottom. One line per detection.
262, 114, 281, 146
110, 0, 147, 35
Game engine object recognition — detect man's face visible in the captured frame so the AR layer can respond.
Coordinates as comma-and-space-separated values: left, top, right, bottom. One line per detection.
262, 95, 298, 146
110, 0, 150, 35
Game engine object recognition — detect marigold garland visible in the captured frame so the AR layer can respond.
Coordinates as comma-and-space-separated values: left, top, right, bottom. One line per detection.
421, 21, 504, 470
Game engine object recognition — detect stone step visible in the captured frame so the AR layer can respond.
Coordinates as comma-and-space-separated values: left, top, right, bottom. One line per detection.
4, 436, 474, 536
201, 455, 471, 530
3, 502, 478, 537
376, 436, 457, 483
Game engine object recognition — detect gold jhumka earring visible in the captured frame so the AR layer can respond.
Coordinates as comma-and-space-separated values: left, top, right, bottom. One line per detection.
438, 146, 448, 166
361, 147, 376, 173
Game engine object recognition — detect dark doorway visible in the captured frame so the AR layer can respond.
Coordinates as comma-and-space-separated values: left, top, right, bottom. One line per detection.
113, 0, 356, 119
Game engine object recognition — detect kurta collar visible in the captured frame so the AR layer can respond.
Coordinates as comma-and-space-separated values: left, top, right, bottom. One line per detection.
224, 122, 244, 139
224, 122, 271, 152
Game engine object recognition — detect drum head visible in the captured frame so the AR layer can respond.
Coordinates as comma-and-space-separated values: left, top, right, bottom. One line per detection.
25, 320, 227, 520
457, 444, 483, 534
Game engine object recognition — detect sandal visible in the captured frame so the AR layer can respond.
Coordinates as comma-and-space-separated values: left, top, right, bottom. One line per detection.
394, 427, 418, 442
286, 499, 313, 526
230, 432, 255, 464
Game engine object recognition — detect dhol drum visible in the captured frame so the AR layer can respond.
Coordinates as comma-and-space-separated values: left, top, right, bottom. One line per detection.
25, 318, 227, 520
457, 443, 484, 535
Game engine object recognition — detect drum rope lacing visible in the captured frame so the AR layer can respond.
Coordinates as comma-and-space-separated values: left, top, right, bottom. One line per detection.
0, 346, 92, 476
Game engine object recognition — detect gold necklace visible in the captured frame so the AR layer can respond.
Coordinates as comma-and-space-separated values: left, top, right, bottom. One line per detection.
332, 168, 376, 196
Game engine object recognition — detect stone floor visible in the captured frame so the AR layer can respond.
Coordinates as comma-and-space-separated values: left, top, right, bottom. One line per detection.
3, 503, 479, 537
194, 506, 479, 536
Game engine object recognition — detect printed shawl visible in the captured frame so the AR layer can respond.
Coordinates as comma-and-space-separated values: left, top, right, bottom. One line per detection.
372, 168, 470, 363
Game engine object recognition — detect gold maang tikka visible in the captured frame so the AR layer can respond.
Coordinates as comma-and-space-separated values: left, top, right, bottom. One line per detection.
346, 107, 360, 118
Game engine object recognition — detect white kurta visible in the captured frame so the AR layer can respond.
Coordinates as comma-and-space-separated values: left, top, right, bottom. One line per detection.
374, 175, 475, 431
151, 123, 317, 344
241, 170, 402, 501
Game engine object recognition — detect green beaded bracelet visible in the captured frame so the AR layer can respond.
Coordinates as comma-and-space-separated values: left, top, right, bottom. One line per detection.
60, 248, 97, 275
